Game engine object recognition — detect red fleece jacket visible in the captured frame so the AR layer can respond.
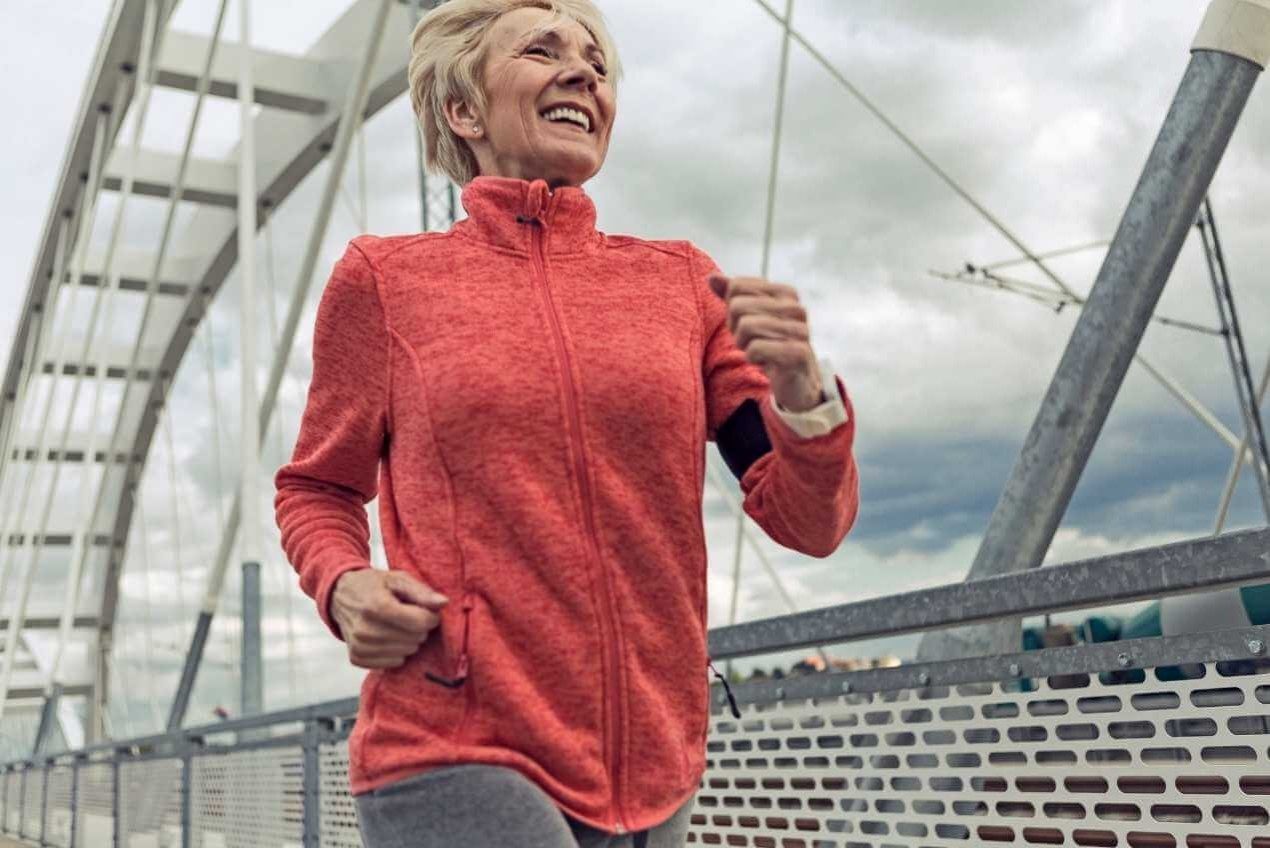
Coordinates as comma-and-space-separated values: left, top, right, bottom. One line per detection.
274, 176, 859, 834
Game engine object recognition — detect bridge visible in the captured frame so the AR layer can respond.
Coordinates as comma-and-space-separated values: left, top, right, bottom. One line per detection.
2, 0, 1270, 845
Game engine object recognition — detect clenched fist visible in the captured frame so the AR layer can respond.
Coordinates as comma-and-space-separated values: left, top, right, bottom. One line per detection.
707, 274, 825, 413
330, 569, 449, 669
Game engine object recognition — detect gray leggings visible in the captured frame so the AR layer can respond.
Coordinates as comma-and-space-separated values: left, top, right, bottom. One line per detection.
355, 763, 695, 848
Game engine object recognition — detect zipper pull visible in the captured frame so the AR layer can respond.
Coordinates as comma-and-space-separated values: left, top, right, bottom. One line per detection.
425, 596, 473, 688
707, 658, 742, 719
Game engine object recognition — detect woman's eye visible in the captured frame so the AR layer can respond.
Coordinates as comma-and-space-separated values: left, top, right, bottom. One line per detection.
592, 62, 607, 76
524, 45, 552, 57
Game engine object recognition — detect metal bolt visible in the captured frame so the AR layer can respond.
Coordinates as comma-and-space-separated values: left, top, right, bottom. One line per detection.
917, 671, 931, 686
1007, 663, 1021, 677
1248, 639, 1265, 656
774, 687, 785, 700
1117, 652, 1132, 668
717, 694, 726, 705
840, 681, 852, 694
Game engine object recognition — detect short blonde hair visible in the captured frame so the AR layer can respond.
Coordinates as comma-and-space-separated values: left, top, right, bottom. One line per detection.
408, 0, 622, 185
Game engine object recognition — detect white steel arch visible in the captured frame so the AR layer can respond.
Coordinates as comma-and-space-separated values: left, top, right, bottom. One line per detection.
0, 0, 429, 742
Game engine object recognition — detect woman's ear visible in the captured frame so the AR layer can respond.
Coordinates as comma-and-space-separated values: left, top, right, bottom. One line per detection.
445, 98, 483, 141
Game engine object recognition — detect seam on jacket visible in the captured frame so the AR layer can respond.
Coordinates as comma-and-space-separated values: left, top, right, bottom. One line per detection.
685, 246, 708, 394
347, 240, 394, 433
360, 230, 453, 266
388, 323, 477, 746
343, 240, 395, 778
387, 325, 466, 583
451, 227, 600, 259
687, 253, 708, 647
604, 236, 693, 262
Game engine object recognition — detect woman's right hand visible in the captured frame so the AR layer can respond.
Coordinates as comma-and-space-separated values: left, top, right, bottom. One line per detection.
330, 569, 449, 669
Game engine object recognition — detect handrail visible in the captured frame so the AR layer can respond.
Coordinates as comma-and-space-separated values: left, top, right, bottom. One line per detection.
709, 526, 1270, 659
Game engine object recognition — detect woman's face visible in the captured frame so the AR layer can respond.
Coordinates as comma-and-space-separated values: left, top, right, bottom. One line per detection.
453, 7, 616, 188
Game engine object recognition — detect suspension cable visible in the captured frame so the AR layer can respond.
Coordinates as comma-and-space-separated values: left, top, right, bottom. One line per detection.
162, 382, 189, 626
746, 0, 1242, 456
261, 210, 299, 706
134, 498, 165, 731
727, 0, 796, 635
1197, 199, 1270, 518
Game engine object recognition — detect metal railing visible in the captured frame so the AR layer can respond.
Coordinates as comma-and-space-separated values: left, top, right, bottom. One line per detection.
0, 527, 1266, 846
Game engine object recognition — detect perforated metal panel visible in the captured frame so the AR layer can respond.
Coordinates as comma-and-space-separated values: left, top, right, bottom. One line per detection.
119, 757, 182, 846
21, 766, 43, 842
76, 760, 116, 847
691, 660, 1270, 846
319, 738, 362, 847
44, 764, 74, 847
190, 746, 305, 847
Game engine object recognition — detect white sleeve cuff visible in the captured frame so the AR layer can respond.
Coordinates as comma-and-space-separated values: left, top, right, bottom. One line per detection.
769, 357, 849, 439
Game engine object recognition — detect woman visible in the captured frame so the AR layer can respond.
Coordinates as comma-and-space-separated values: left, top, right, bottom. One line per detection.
274, 1, 859, 845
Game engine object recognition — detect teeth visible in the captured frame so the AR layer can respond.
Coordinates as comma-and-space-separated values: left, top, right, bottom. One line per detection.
541, 107, 591, 132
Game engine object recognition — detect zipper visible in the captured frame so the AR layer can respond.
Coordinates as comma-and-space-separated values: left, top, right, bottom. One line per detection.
424, 591, 472, 689
524, 203, 629, 834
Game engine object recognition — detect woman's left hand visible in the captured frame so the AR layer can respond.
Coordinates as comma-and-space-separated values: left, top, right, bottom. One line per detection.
708, 273, 826, 413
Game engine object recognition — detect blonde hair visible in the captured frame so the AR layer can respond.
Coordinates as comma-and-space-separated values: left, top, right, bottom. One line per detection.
408, 0, 622, 185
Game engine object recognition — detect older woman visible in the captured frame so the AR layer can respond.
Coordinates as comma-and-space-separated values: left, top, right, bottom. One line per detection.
274, 1, 859, 845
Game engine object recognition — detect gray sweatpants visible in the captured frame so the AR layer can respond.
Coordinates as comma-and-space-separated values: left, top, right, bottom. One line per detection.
355, 763, 695, 848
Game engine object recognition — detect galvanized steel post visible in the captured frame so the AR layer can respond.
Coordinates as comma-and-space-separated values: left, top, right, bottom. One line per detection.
301, 718, 326, 847
241, 561, 263, 719
70, 755, 82, 848
111, 751, 121, 847
180, 739, 197, 848
18, 765, 25, 838
920, 0, 1270, 660
40, 762, 49, 846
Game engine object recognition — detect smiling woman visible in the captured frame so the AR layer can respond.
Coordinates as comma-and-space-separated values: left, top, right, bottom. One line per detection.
272, 0, 859, 846
410, 0, 623, 187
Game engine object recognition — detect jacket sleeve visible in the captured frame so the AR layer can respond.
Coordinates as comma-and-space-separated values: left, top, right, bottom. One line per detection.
692, 245, 859, 558
274, 239, 389, 640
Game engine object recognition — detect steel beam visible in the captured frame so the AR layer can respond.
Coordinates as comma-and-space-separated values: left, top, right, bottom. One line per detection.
0, 617, 98, 631
31, 685, 61, 758
75, 245, 200, 295
155, 30, 330, 114
919, 35, 1266, 661
102, 147, 239, 208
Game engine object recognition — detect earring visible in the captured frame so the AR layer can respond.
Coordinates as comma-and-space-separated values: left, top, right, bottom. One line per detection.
472, 124, 482, 135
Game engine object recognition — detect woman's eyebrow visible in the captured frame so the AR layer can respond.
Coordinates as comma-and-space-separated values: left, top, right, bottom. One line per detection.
519, 26, 604, 60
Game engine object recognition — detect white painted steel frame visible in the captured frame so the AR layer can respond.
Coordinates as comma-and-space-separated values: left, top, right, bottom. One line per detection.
169, 0, 400, 733
44, 0, 232, 725
0, 0, 426, 735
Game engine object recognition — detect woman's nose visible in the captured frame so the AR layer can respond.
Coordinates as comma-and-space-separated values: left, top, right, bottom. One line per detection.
558, 57, 598, 90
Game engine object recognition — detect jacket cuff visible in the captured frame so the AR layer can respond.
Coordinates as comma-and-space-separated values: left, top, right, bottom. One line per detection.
315, 561, 373, 642
769, 357, 850, 439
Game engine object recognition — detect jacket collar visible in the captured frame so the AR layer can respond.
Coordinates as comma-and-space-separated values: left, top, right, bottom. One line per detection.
454, 176, 600, 255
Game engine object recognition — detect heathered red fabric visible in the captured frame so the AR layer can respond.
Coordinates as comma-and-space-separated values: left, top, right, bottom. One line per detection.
274, 175, 859, 834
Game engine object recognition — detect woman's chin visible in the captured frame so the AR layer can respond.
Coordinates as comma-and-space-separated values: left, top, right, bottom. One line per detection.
531, 151, 604, 187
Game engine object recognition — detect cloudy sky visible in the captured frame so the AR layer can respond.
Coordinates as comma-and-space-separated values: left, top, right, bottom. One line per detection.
2, 0, 1268, 743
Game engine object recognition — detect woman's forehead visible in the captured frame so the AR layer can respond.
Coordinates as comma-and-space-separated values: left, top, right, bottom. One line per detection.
490, 6, 599, 52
